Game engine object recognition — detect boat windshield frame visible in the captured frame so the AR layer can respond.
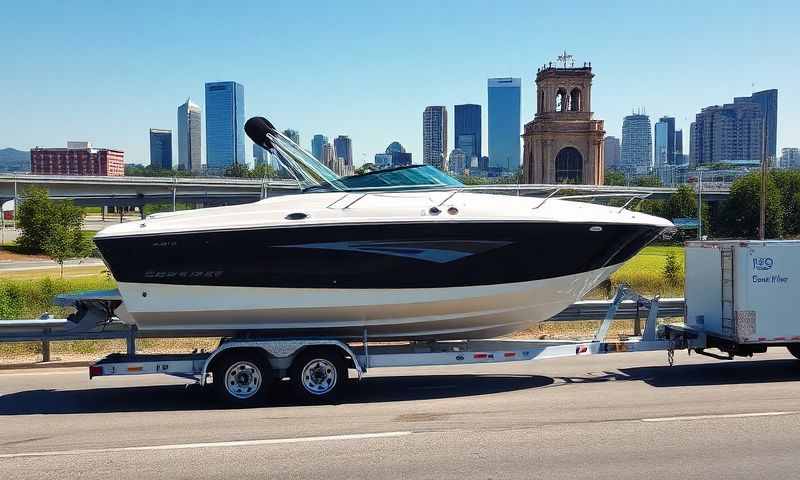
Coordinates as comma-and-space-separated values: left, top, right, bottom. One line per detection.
266, 129, 464, 193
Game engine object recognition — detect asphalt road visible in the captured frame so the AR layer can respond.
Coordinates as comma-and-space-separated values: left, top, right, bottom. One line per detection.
0, 258, 104, 272
2, 349, 800, 479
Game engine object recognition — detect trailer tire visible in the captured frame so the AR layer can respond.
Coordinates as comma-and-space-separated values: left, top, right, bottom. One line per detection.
211, 352, 271, 407
289, 349, 348, 403
787, 345, 800, 360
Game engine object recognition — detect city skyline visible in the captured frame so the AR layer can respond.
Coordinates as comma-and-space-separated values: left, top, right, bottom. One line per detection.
1, 2, 798, 167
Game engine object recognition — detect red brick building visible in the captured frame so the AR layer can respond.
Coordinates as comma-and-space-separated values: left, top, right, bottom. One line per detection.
30, 147, 125, 176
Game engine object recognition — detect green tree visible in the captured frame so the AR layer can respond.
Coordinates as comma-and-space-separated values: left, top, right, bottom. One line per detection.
604, 170, 626, 186
252, 163, 277, 179
636, 199, 665, 218
719, 173, 784, 238
354, 163, 376, 175
771, 170, 800, 236
16, 187, 54, 251
124, 164, 194, 177
663, 185, 695, 218
16, 187, 92, 273
661, 184, 710, 240
634, 175, 662, 187
42, 221, 93, 278
224, 163, 252, 178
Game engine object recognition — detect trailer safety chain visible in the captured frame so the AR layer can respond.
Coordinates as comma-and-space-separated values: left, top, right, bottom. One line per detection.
667, 346, 675, 367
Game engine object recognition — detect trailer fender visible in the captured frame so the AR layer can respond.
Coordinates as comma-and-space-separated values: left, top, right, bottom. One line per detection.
200, 339, 362, 386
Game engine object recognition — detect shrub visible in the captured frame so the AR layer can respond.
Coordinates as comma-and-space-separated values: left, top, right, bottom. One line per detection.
663, 251, 682, 287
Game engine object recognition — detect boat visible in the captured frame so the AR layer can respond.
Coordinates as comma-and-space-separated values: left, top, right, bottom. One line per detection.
92, 116, 673, 340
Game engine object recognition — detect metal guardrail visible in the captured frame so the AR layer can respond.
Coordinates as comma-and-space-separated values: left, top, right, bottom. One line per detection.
552, 297, 685, 321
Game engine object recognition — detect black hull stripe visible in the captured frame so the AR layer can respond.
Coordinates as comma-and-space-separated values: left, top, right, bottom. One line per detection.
95, 222, 663, 289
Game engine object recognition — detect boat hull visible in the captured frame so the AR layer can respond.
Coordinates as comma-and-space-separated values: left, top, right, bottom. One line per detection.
115, 264, 621, 340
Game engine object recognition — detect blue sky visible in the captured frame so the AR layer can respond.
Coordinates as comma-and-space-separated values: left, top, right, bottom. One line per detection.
1, 1, 798, 166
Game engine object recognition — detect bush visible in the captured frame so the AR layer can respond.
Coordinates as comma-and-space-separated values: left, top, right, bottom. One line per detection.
662, 252, 682, 287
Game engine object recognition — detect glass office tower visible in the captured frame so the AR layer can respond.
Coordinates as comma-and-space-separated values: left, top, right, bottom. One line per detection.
454, 104, 481, 160
205, 81, 245, 173
149, 129, 172, 170
487, 78, 521, 172
177, 98, 202, 172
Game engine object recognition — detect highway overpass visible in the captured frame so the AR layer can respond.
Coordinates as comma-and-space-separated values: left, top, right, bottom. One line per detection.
0, 173, 731, 210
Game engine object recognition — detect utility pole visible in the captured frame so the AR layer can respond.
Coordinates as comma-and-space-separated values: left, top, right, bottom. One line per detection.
759, 114, 767, 240
697, 167, 705, 240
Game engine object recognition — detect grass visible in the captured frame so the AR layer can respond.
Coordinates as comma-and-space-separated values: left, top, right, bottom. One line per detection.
0, 275, 116, 320
0, 245, 687, 362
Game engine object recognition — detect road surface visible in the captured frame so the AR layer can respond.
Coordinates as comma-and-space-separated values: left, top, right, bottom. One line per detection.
0, 258, 104, 272
1, 217, 136, 244
1, 349, 800, 479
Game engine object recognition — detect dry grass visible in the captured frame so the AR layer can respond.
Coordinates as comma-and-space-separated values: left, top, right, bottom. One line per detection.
0, 265, 107, 281
0, 337, 222, 365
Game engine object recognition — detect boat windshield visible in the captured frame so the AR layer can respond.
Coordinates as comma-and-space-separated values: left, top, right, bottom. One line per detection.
266, 128, 463, 192
268, 130, 344, 191
337, 165, 463, 191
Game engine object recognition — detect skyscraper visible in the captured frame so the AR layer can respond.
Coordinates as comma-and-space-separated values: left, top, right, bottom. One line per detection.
675, 129, 683, 157
621, 113, 652, 174
654, 116, 676, 167
205, 81, 245, 173
283, 129, 300, 145
454, 104, 481, 161
386, 141, 411, 167
374, 153, 393, 169
322, 142, 336, 169
177, 98, 201, 172
149, 129, 172, 170
333, 135, 353, 166
311, 134, 328, 161
781, 148, 800, 169
488, 77, 521, 172
691, 98, 765, 166
654, 118, 670, 170
603, 136, 621, 170
448, 148, 466, 175
423, 106, 447, 169
749, 89, 778, 159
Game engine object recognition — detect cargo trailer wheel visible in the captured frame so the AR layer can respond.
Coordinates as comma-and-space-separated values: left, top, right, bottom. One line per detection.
212, 353, 271, 407
289, 350, 347, 403
787, 345, 800, 360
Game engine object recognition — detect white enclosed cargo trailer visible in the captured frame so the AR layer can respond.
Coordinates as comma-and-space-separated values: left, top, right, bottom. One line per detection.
679, 240, 800, 358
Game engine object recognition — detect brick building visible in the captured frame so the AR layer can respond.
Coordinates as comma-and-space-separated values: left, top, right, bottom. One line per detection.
30, 146, 124, 176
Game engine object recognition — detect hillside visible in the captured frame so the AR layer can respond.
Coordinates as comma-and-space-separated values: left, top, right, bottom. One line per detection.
0, 148, 30, 172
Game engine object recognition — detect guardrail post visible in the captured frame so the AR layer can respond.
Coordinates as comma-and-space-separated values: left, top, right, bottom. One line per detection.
633, 303, 641, 336
41, 328, 51, 362
126, 325, 137, 359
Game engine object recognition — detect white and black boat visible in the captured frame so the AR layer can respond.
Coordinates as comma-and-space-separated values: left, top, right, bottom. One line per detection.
93, 117, 672, 340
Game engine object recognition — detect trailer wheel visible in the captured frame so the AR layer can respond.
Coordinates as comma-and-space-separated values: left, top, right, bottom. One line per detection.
787, 345, 800, 360
289, 350, 348, 403
212, 352, 271, 407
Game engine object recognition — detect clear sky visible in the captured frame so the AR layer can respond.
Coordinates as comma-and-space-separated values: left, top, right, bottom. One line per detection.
1, 1, 798, 167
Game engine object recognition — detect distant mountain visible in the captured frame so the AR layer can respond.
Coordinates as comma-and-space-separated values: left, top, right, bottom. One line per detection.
0, 148, 30, 172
